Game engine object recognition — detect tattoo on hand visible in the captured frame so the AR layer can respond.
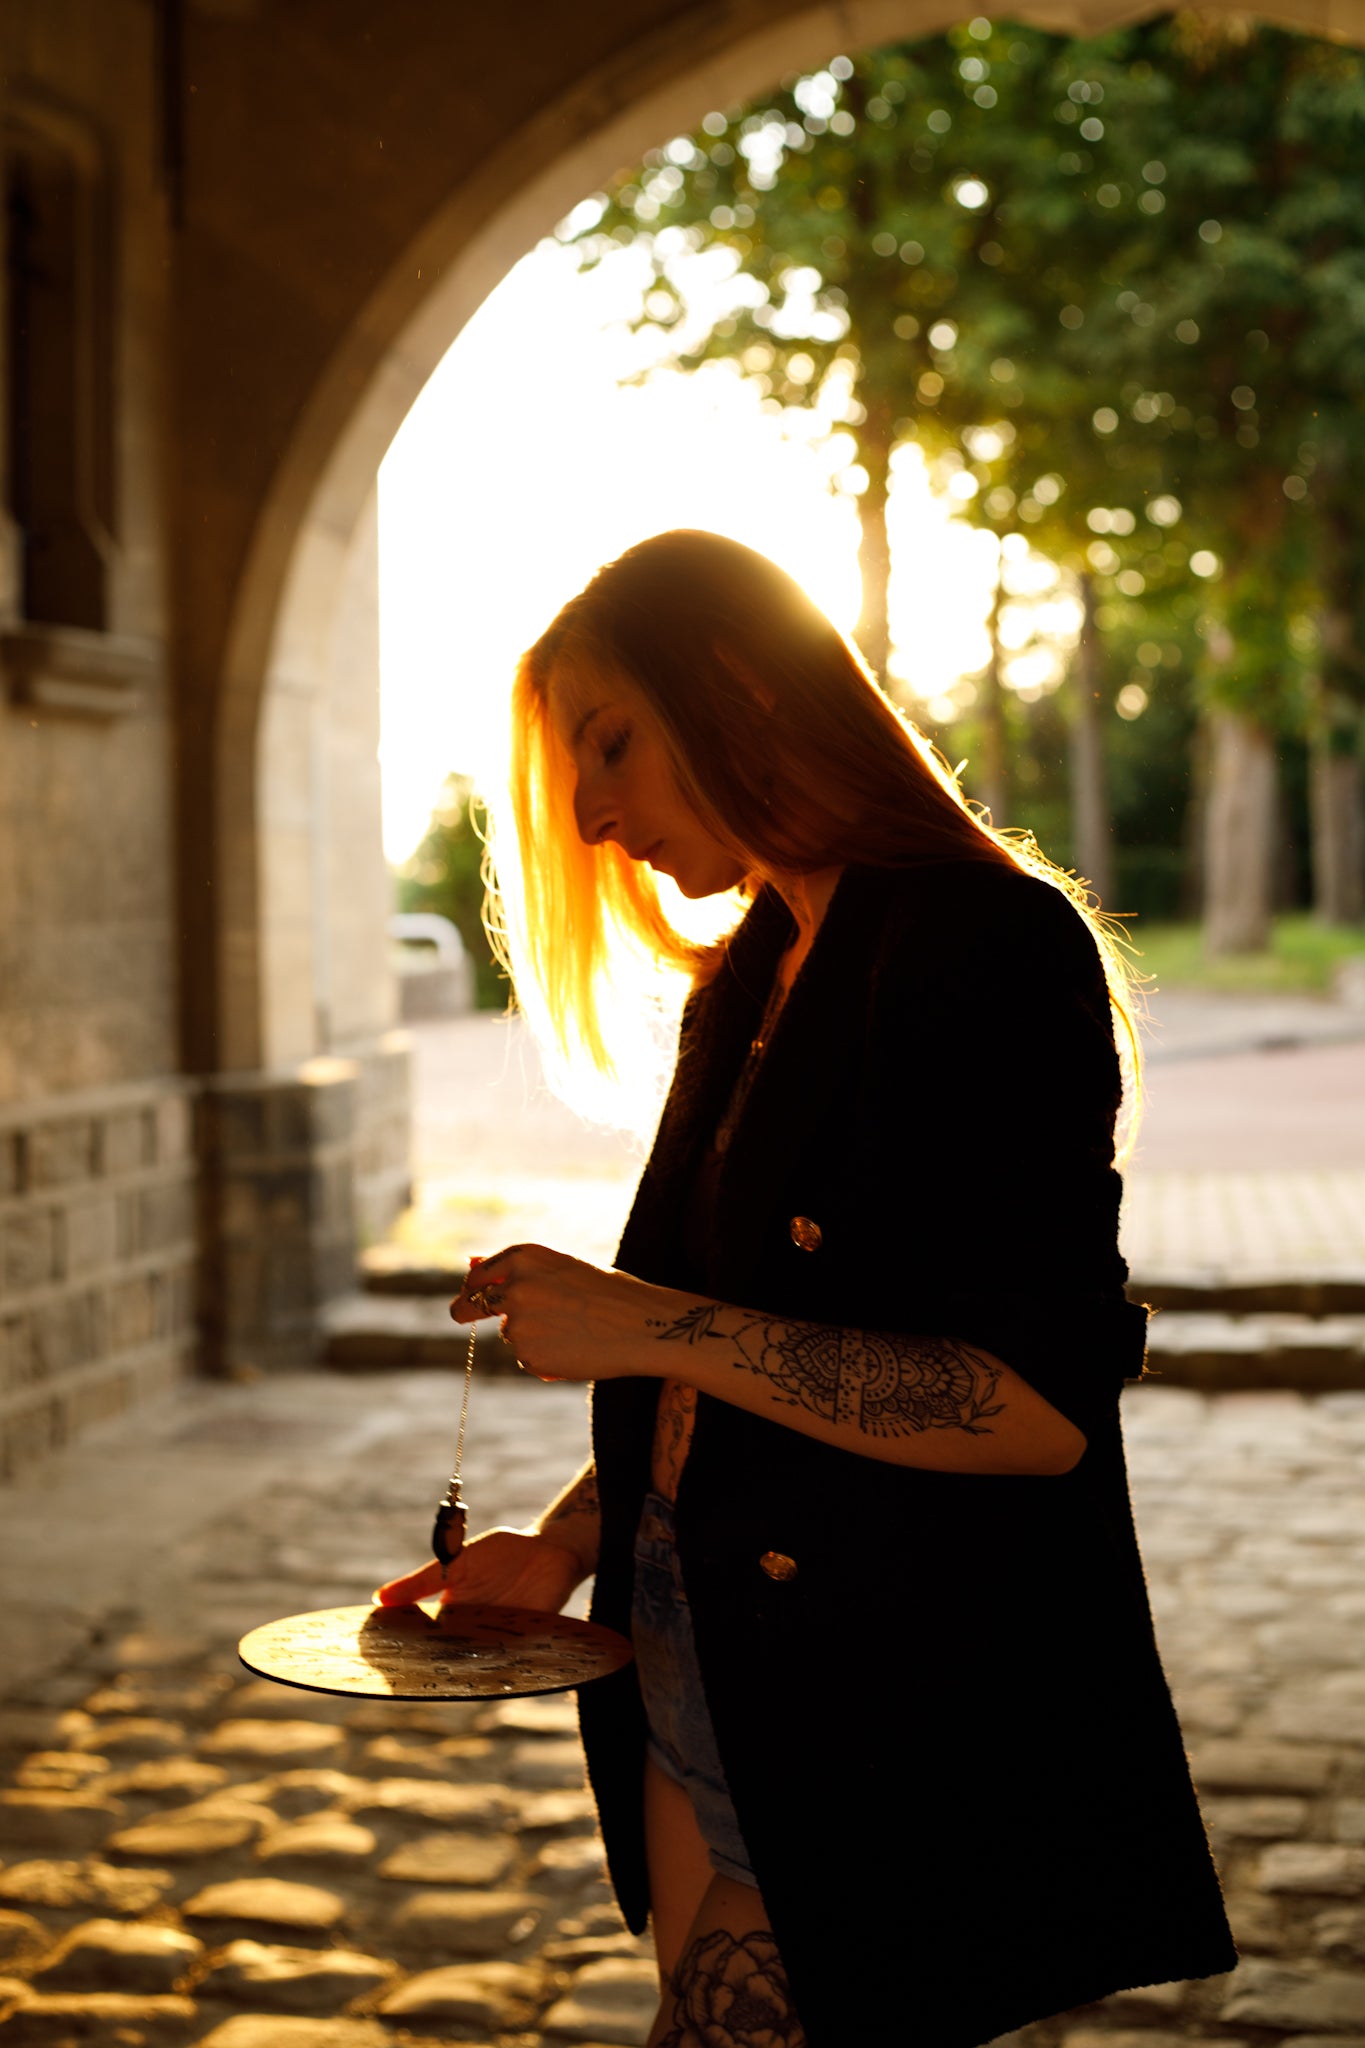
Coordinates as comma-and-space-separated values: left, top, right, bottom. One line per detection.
661, 1927, 805, 2048
544, 1469, 599, 1524
649, 1304, 1003, 1440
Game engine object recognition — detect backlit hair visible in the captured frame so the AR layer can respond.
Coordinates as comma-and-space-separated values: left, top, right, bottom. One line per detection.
488, 529, 1142, 1149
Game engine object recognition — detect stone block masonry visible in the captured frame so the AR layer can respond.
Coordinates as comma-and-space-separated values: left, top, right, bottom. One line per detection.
0, 1078, 199, 1478
202, 1036, 411, 1380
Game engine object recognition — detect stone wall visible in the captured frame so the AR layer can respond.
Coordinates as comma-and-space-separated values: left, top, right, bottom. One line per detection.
0, 1077, 199, 1477
203, 1035, 411, 1380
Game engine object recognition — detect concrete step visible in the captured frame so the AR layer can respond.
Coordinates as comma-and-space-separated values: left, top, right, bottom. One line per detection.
321, 1291, 1365, 1393
358, 1245, 1365, 1320
1143, 1310, 1365, 1392
321, 1293, 522, 1373
1132, 1273, 1365, 1316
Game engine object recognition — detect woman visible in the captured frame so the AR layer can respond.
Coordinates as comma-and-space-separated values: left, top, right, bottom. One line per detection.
378, 530, 1235, 2048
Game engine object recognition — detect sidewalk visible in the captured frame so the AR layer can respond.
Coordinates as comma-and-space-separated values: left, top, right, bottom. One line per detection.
2, 1371, 1365, 2041
398, 1000, 1365, 1286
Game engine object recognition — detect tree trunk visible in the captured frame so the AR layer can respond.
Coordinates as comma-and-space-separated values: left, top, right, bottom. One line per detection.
1310, 741, 1365, 925
976, 544, 1009, 830
1203, 708, 1278, 955
855, 475, 891, 682
1068, 571, 1113, 908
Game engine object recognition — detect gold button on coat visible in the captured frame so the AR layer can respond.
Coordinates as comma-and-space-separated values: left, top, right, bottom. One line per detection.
760, 1550, 799, 1582
789, 1215, 822, 1252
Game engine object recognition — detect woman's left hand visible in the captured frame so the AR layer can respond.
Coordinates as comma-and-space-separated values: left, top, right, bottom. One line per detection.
454, 1245, 665, 1383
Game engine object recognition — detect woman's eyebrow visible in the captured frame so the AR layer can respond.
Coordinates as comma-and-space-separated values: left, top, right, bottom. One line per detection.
572, 705, 604, 746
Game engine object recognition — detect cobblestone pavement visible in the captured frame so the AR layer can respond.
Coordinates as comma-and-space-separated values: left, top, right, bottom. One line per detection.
3, 1371, 1365, 2044
399, 1013, 1365, 1285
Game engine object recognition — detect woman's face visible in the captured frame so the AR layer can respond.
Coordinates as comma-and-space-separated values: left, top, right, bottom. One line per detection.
550, 671, 747, 899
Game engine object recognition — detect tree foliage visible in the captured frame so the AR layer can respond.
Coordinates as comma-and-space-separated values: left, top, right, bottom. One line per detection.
567, 11, 1365, 929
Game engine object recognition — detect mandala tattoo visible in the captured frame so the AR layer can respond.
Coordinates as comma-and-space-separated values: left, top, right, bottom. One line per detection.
649, 1304, 1003, 1440
661, 1927, 806, 2048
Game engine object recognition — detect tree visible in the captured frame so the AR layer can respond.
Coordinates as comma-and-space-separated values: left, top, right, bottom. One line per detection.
394, 776, 505, 1009
571, 12, 1365, 942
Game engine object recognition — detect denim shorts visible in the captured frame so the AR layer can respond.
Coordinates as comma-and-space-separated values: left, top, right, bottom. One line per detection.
631, 1489, 757, 1887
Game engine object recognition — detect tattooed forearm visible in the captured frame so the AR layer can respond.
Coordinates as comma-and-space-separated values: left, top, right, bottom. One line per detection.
660, 1927, 805, 2048
535, 1463, 601, 1570
649, 1303, 1004, 1441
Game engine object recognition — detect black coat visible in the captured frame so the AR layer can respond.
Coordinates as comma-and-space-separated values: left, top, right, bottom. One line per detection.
580, 858, 1236, 2047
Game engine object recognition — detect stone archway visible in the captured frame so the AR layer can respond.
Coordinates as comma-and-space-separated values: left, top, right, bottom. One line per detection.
203, 0, 1365, 1373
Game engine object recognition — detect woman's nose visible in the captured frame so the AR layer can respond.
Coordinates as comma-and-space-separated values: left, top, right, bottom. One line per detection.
573, 778, 620, 849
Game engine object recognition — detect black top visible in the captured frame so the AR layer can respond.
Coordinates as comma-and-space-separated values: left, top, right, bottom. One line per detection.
579, 859, 1236, 2047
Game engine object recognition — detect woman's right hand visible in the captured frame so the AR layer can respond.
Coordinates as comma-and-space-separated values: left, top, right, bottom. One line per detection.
373, 1526, 588, 1616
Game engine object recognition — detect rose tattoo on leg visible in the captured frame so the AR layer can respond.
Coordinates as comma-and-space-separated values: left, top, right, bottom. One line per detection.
660, 1927, 806, 2047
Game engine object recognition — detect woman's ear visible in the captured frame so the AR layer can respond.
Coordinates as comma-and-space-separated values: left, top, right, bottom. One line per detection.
713, 642, 777, 714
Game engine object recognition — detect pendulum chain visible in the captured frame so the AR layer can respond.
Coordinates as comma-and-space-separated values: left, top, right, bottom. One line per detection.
431, 1325, 476, 1570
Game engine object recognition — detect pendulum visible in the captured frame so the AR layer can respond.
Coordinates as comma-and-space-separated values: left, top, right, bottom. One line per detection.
430, 1324, 475, 1569
237, 1301, 633, 1699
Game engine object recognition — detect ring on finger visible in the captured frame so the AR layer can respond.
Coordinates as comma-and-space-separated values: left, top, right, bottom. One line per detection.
467, 1285, 496, 1318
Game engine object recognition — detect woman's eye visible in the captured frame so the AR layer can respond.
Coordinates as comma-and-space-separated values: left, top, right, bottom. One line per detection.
601, 726, 630, 767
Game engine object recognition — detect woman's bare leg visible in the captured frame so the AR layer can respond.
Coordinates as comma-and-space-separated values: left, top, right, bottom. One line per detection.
645, 1869, 805, 2048
644, 1753, 714, 1987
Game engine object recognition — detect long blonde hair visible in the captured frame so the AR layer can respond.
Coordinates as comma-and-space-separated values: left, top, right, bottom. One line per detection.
490, 530, 1142, 1146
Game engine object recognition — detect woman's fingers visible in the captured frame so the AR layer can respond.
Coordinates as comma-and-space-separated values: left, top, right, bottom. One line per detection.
450, 1244, 535, 1324
373, 1558, 447, 1606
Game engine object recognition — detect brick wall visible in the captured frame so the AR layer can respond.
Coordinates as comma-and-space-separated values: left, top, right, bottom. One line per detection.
0, 1078, 200, 1477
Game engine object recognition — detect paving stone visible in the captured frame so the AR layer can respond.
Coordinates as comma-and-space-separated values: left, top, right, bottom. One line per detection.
105, 1809, 265, 1857
518, 1789, 598, 1832
0, 1790, 124, 1853
32, 1915, 203, 1992
224, 1681, 355, 1725
487, 1695, 579, 1736
199, 1719, 346, 1763
0, 1989, 198, 2041
1221, 1958, 1365, 2029
249, 1769, 367, 1818
192, 2019, 390, 2048
1228, 1887, 1295, 1953
376, 1957, 542, 2026
1315, 1909, 1365, 1964
544, 1932, 655, 1968
0, 1710, 95, 1753
1270, 1691, 1365, 1748
534, 1835, 607, 1889
94, 1627, 209, 1672
198, 1938, 396, 2010
356, 1735, 451, 1776
377, 1829, 517, 1886
181, 1877, 347, 1932
541, 1956, 661, 2044
1278, 2038, 1365, 2048
1204, 1794, 1310, 1840
81, 1679, 227, 1719
255, 1817, 377, 1866
388, 1887, 544, 1953
0, 1857, 175, 1912
72, 1715, 185, 1757
1060, 2034, 1215, 2048
1261, 1844, 1365, 1895
104, 1757, 230, 1798
0, 1910, 47, 1965
1192, 1738, 1337, 1793
1099, 1979, 1190, 2014
344, 1701, 475, 1736
509, 1737, 586, 1788
13, 1753, 112, 1791
1337, 1802, 1365, 1845
347, 1776, 512, 1827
